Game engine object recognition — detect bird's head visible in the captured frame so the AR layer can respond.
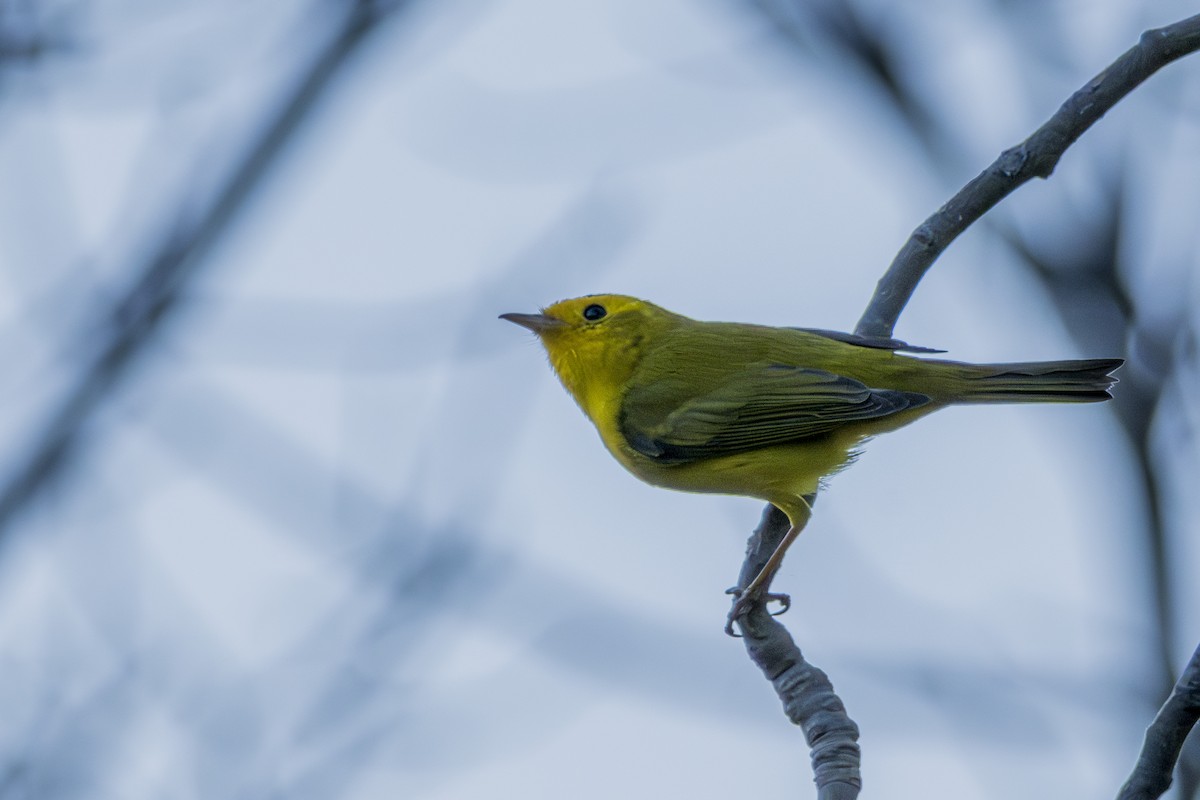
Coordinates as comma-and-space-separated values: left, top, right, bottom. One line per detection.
501, 294, 678, 413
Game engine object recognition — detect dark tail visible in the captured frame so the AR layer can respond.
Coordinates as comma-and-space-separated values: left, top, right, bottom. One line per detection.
955, 358, 1123, 403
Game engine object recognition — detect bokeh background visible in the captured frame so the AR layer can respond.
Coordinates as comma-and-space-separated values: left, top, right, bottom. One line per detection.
2, 1, 1198, 798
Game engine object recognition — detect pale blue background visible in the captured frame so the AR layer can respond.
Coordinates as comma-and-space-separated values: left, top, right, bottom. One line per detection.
1, 1, 1198, 798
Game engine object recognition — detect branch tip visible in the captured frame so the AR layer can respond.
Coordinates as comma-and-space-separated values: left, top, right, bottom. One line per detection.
854, 12, 1200, 338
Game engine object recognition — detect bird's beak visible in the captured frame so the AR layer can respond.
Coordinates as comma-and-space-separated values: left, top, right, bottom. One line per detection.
499, 312, 565, 334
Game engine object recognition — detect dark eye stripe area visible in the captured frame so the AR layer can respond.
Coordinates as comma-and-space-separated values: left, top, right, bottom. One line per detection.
583, 303, 607, 321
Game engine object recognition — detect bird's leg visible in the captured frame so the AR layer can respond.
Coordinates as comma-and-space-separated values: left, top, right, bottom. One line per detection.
726, 495, 814, 636
724, 526, 800, 635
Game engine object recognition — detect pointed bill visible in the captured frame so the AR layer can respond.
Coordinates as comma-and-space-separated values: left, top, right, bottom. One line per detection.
499, 312, 565, 334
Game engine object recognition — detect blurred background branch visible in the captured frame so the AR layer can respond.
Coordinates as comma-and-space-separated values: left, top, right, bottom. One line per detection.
0, 0, 78, 66
0, 0, 413, 541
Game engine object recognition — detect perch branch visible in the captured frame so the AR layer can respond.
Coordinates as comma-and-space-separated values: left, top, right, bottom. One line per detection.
735, 506, 861, 800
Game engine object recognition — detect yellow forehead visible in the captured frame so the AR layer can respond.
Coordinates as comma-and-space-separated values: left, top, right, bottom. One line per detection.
543, 294, 644, 320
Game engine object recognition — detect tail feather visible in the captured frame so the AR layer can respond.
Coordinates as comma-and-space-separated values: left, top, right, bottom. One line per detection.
956, 358, 1123, 403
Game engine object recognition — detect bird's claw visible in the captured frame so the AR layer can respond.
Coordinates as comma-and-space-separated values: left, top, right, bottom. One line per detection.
723, 586, 792, 637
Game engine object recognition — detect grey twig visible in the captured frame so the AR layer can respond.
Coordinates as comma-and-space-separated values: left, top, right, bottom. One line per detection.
855, 13, 1200, 339
735, 506, 861, 800
1118, 644, 1200, 800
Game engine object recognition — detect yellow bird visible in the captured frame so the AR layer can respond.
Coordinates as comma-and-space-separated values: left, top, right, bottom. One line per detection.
502, 294, 1121, 631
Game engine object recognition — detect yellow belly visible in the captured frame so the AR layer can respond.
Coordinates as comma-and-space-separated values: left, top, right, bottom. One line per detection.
592, 404, 937, 525
604, 427, 863, 524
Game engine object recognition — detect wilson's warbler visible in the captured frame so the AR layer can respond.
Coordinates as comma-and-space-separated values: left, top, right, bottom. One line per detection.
502, 294, 1121, 632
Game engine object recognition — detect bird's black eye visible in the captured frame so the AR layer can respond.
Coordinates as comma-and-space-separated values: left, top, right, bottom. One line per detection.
582, 303, 607, 321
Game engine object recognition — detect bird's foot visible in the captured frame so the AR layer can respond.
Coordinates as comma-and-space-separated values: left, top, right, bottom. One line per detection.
723, 586, 791, 637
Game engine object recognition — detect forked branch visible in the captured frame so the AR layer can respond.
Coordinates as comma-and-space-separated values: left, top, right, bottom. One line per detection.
735, 14, 1200, 800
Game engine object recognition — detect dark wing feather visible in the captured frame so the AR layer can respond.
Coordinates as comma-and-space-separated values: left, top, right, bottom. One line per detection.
621, 365, 929, 463
791, 327, 946, 354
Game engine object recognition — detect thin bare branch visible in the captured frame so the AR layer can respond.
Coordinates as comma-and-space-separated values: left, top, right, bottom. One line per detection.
855, 13, 1200, 339
1118, 644, 1200, 800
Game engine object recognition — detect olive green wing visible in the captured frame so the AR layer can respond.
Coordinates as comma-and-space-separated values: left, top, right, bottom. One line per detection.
620, 364, 930, 463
